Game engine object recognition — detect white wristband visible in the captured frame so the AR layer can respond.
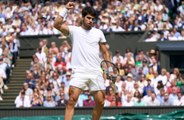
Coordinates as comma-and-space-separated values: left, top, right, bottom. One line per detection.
59, 7, 68, 18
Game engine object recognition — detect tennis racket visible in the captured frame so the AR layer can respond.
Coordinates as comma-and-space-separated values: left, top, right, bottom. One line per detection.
100, 60, 120, 93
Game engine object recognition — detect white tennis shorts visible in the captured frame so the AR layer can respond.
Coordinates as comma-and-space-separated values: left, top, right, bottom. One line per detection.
69, 68, 106, 91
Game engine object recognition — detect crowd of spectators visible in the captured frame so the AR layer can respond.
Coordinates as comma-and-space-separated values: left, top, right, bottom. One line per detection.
0, 28, 19, 101
0, 0, 183, 107
0, 0, 183, 40
14, 38, 184, 108
0, 0, 20, 100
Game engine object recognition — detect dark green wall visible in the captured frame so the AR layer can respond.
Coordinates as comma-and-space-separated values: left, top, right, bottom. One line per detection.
18, 31, 157, 58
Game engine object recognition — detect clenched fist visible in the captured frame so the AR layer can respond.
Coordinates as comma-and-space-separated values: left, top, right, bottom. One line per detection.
66, 2, 75, 10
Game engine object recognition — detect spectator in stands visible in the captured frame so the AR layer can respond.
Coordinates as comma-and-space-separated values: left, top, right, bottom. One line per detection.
115, 76, 123, 93
23, 82, 33, 98
161, 92, 173, 106
135, 50, 147, 67
145, 32, 157, 42
169, 68, 184, 88
143, 79, 154, 96
149, 56, 161, 74
116, 62, 124, 77
127, 65, 137, 81
158, 31, 167, 41
0, 57, 8, 90
171, 28, 181, 39
142, 60, 149, 75
106, 87, 116, 103
122, 93, 134, 107
177, 1, 184, 16
132, 81, 143, 95
76, 90, 90, 107
134, 94, 146, 106
43, 95, 56, 107
138, 74, 147, 92
112, 50, 124, 65
104, 95, 111, 107
146, 92, 160, 106
3, 48, 13, 68
165, 72, 172, 87
25, 72, 36, 90
142, 89, 152, 103
40, 71, 49, 88
61, 71, 71, 89
133, 90, 142, 102
135, 68, 144, 81
31, 93, 43, 107
146, 67, 155, 81
123, 52, 135, 66
155, 80, 165, 95
57, 92, 68, 107
167, 80, 180, 94
156, 68, 167, 86
55, 87, 69, 102
168, 31, 178, 41
9, 31, 19, 68
49, 42, 59, 57
124, 73, 135, 93
31, 64, 41, 79
173, 92, 184, 106
54, 54, 66, 72
49, 71, 61, 94
178, 29, 184, 40
157, 88, 165, 104
169, 86, 180, 102
110, 19, 125, 32
15, 91, 31, 108
83, 94, 95, 107
35, 47, 47, 64
0, 66, 6, 101
109, 94, 122, 107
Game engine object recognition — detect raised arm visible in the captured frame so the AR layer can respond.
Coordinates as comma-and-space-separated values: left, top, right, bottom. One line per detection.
54, 2, 75, 36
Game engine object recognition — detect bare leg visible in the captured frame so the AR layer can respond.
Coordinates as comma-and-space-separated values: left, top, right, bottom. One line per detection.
64, 86, 82, 120
91, 90, 105, 120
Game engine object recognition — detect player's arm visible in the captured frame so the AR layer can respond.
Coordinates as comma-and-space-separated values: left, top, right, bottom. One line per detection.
99, 42, 111, 61
54, 2, 75, 36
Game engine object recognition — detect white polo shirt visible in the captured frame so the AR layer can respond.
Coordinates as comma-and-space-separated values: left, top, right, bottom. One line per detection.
68, 26, 106, 71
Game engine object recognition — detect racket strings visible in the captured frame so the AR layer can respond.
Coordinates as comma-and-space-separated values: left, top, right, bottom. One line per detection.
101, 60, 120, 83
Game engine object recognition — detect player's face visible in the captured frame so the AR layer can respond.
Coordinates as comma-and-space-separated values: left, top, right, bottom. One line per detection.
82, 14, 95, 30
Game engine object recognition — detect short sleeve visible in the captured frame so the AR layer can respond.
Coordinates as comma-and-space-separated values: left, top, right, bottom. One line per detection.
68, 26, 73, 39
99, 30, 106, 43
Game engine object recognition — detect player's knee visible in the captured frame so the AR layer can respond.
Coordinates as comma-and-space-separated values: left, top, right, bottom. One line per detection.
68, 96, 78, 106
95, 99, 104, 107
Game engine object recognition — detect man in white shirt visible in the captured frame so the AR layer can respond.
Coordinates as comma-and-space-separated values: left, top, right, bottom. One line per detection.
125, 73, 135, 92
112, 50, 124, 64
0, 57, 8, 90
173, 92, 184, 106
15, 91, 31, 108
145, 32, 157, 42
146, 92, 160, 106
123, 94, 134, 107
35, 47, 47, 64
23, 83, 33, 98
54, 2, 110, 120
0, 68, 6, 101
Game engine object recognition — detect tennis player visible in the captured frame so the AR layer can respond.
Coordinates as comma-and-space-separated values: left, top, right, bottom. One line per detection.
54, 2, 111, 120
